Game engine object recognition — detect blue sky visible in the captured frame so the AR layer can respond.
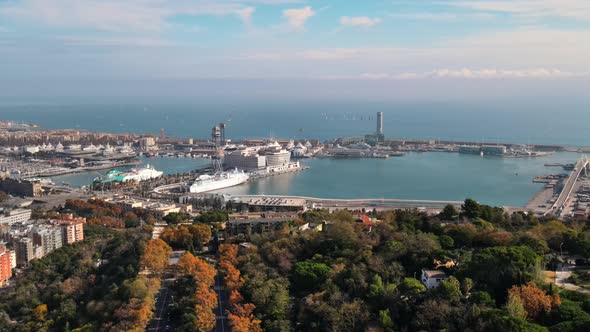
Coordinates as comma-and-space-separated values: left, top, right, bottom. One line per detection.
1, 0, 590, 89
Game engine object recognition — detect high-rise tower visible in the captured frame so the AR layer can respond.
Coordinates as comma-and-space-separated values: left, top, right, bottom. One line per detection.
376, 112, 384, 141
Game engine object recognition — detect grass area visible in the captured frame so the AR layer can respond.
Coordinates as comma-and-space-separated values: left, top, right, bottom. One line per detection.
569, 269, 590, 290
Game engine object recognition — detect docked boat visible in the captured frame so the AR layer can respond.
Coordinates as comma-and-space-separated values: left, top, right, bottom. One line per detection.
94, 164, 163, 183
189, 169, 249, 193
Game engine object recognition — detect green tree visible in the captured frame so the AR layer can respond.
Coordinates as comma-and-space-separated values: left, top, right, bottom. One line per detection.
292, 261, 331, 293
398, 278, 426, 296
368, 274, 385, 299
462, 199, 481, 219
438, 276, 462, 303
461, 278, 474, 296
163, 212, 190, 224
440, 204, 458, 220
439, 235, 455, 249
247, 277, 290, 329
466, 246, 541, 300
506, 293, 527, 320
379, 309, 394, 331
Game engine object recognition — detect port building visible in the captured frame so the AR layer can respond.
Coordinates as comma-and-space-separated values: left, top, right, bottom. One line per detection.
223, 141, 293, 171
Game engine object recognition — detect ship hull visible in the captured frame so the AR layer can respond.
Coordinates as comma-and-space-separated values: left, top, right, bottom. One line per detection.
189, 173, 249, 193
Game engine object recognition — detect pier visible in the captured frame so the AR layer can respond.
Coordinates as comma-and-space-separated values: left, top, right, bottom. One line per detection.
545, 156, 589, 217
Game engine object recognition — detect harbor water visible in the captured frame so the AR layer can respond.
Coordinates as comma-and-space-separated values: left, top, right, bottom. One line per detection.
54, 152, 582, 207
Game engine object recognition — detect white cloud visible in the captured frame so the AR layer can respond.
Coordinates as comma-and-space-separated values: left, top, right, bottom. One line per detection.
320, 68, 579, 80
236, 7, 255, 26
427, 68, 574, 79
282, 6, 315, 31
0, 0, 264, 31
340, 16, 381, 27
444, 0, 590, 20
239, 27, 590, 66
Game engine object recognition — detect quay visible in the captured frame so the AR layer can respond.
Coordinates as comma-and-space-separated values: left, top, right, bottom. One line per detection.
25, 160, 142, 178
547, 156, 590, 216
231, 195, 464, 211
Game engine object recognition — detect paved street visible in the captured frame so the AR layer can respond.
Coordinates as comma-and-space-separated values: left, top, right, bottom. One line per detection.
213, 273, 229, 332
147, 280, 173, 332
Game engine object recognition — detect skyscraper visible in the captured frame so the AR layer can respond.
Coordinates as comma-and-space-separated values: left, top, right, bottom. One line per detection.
376, 112, 384, 141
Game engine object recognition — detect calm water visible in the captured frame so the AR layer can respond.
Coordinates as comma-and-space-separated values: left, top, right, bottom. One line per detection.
2, 100, 590, 145
54, 152, 582, 207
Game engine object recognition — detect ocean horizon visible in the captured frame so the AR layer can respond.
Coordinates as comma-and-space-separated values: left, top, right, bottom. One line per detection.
2, 98, 590, 147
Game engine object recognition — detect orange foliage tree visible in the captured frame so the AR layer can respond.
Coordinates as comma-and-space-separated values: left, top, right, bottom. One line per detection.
177, 252, 216, 285
218, 244, 238, 266
228, 289, 244, 307
194, 304, 216, 331
187, 224, 212, 245
88, 216, 125, 229
223, 264, 244, 290
227, 303, 262, 332
218, 243, 262, 331
140, 239, 172, 272
508, 281, 560, 320
176, 252, 218, 331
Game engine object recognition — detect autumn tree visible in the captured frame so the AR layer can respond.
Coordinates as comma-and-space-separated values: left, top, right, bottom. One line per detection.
140, 239, 172, 272
177, 252, 216, 286
33, 304, 48, 321
193, 283, 218, 331
508, 281, 560, 320
177, 251, 200, 275
223, 264, 244, 290
228, 303, 262, 332
218, 244, 238, 266
176, 252, 218, 331
187, 224, 212, 247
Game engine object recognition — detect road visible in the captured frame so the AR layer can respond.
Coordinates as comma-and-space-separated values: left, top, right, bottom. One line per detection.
146, 280, 173, 332
213, 273, 229, 332
555, 265, 590, 295
549, 157, 588, 216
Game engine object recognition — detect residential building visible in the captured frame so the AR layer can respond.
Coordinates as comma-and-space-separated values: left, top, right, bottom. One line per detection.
53, 218, 85, 244
0, 246, 13, 286
32, 226, 63, 257
0, 209, 32, 225
9, 250, 15, 270
421, 269, 449, 289
15, 237, 34, 266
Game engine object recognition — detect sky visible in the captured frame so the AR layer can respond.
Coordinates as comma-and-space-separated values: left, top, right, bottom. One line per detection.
1, 0, 590, 98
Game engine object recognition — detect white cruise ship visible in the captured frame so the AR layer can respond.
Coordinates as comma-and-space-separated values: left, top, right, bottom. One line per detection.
189, 169, 249, 193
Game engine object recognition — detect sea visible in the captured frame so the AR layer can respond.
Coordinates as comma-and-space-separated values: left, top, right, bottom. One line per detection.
2, 99, 590, 207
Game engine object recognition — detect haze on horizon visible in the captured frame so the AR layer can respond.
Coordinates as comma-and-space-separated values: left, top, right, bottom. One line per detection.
1, 0, 590, 100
